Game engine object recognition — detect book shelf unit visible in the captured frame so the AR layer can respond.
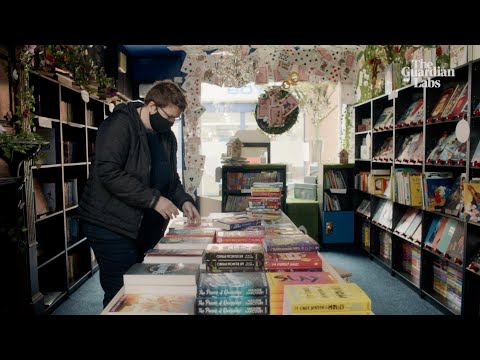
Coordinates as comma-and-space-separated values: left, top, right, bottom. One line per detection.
354, 61, 480, 316
24, 71, 113, 314
221, 164, 287, 213
319, 163, 354, 245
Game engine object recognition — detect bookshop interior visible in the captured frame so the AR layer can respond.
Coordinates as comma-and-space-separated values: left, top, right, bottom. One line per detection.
2, 44, 480, 316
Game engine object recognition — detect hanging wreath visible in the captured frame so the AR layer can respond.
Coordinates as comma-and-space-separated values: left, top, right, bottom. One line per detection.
255, 86, 300, 135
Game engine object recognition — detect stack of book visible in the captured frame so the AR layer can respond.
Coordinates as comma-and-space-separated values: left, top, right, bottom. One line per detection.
196, 272, 270, 315
143, 248, 205, 264
247, 182, 283, 219
212, 214, 261, 231
102, 263, 200, 315
266, 272, 337, 315
402, 242, 421, 286
282, 283, 372, 315
432, 260, 463, 311
154, 236, 214, 250
205, 243, 264, 272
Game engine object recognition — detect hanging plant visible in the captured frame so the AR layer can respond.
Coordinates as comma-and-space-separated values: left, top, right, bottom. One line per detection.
254, 87, 300, 135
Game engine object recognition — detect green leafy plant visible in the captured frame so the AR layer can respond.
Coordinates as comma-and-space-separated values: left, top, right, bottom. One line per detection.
0, 46, 45, 168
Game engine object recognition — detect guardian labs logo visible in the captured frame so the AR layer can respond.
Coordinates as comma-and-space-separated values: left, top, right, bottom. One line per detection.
401, 60, 455, 88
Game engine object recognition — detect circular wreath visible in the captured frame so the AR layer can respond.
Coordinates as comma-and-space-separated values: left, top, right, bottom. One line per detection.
255, 88, 300, 135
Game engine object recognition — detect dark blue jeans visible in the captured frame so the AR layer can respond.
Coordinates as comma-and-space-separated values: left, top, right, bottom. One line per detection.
82, 222, 141, 308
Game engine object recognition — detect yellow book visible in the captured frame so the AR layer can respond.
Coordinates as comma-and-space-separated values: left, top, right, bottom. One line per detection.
409, 174, 423, 207
283, 283, 371, 314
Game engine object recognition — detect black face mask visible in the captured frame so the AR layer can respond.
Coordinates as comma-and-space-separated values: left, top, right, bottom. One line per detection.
150, 111, 174, 133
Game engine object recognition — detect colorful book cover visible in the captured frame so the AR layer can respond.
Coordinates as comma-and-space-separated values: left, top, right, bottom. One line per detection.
404, 213, 423, 238
425, 172, 454, 210
436, 218, 459, 254
263, 236, 319, 253
266, 272, 337, 294
264, 252, 322, 271
441, 84, 464, 118
213, 215, 262, 230
449, 84, 469, 118
430, 87, 454, 118
197, 272, 269, 297
442, 173, 466, 217
108, 293, 196, 314
426, 131, 451, 162
463, 182, 480, 223
431, 217, 449, 250
283, 283, 371, 314
424, 217, 441, 247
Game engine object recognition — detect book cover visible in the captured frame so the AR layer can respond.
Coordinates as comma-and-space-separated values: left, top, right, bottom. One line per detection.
123, 263, 200, 286
425, 172, 454, 210
430, 88, 454, 118
143, 248, 205, 264
264, 252, 322, 271
403, 213, 422, 238
436, 218, 458, 254
205, 243, 264, 261
154, 236, 213, 250
442, 173, 466, 217
263, 236, 319, 253
197, 272, 269, 297
266, 272, 337, 294
107, 293, 196, 315
212, 215, 262, 230
463, 182, 480, 223
445, 225, 465, 261
283, 283, 371, 314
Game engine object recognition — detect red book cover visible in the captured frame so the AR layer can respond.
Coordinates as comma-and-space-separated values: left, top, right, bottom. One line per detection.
264, 252, 322, 270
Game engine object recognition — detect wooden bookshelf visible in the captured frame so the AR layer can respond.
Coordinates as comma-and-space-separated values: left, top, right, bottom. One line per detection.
20, 71, 114, 314
354, 60, 480, 315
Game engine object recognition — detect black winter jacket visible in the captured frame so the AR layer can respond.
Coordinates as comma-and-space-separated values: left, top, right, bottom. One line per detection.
78, 101, 194, 239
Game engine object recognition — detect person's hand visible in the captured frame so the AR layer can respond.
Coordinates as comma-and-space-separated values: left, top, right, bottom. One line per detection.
182, 201, 201, 224
154, 196, 179, 220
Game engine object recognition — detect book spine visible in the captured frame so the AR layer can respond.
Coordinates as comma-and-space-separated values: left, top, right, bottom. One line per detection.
206, 260, 264, 272
197, 286, 268, 297
196, 296, 269, 307
196, 306, 269, 315
265, 244, 320, 253
205, 253, 264, 261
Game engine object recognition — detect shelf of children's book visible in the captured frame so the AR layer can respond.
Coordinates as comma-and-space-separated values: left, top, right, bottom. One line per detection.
372, 128, 393, 134
422, 245, 464, 267
370, 220, 393, 233
423, 208, 464, 222
355, 130, 371, 136
63, 162, 88, 167
61, 122, 85, 129
36, 210, 64, 223
66, 236, 88, 252
391, 268, 420, 289
425, 115, 466, 126
421, 290, 461, 315
68, 271, 91, 292
393, 160, 423, 166
392, 231, 422, 248
424, 162, 466, 168
372, 160, 393, 164
355, 158, 371, 162
394, 123, 424, 130
65, 204, 79, 212
37, 250, 66, 270
86, 125, 98, 130
32, 164, 62, 169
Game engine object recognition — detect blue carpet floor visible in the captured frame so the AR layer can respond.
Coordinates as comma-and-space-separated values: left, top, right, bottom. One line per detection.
53, 246, 444, 315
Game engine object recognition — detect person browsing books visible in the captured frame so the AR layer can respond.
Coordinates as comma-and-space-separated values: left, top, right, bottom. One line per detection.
78, 80, 200, 308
